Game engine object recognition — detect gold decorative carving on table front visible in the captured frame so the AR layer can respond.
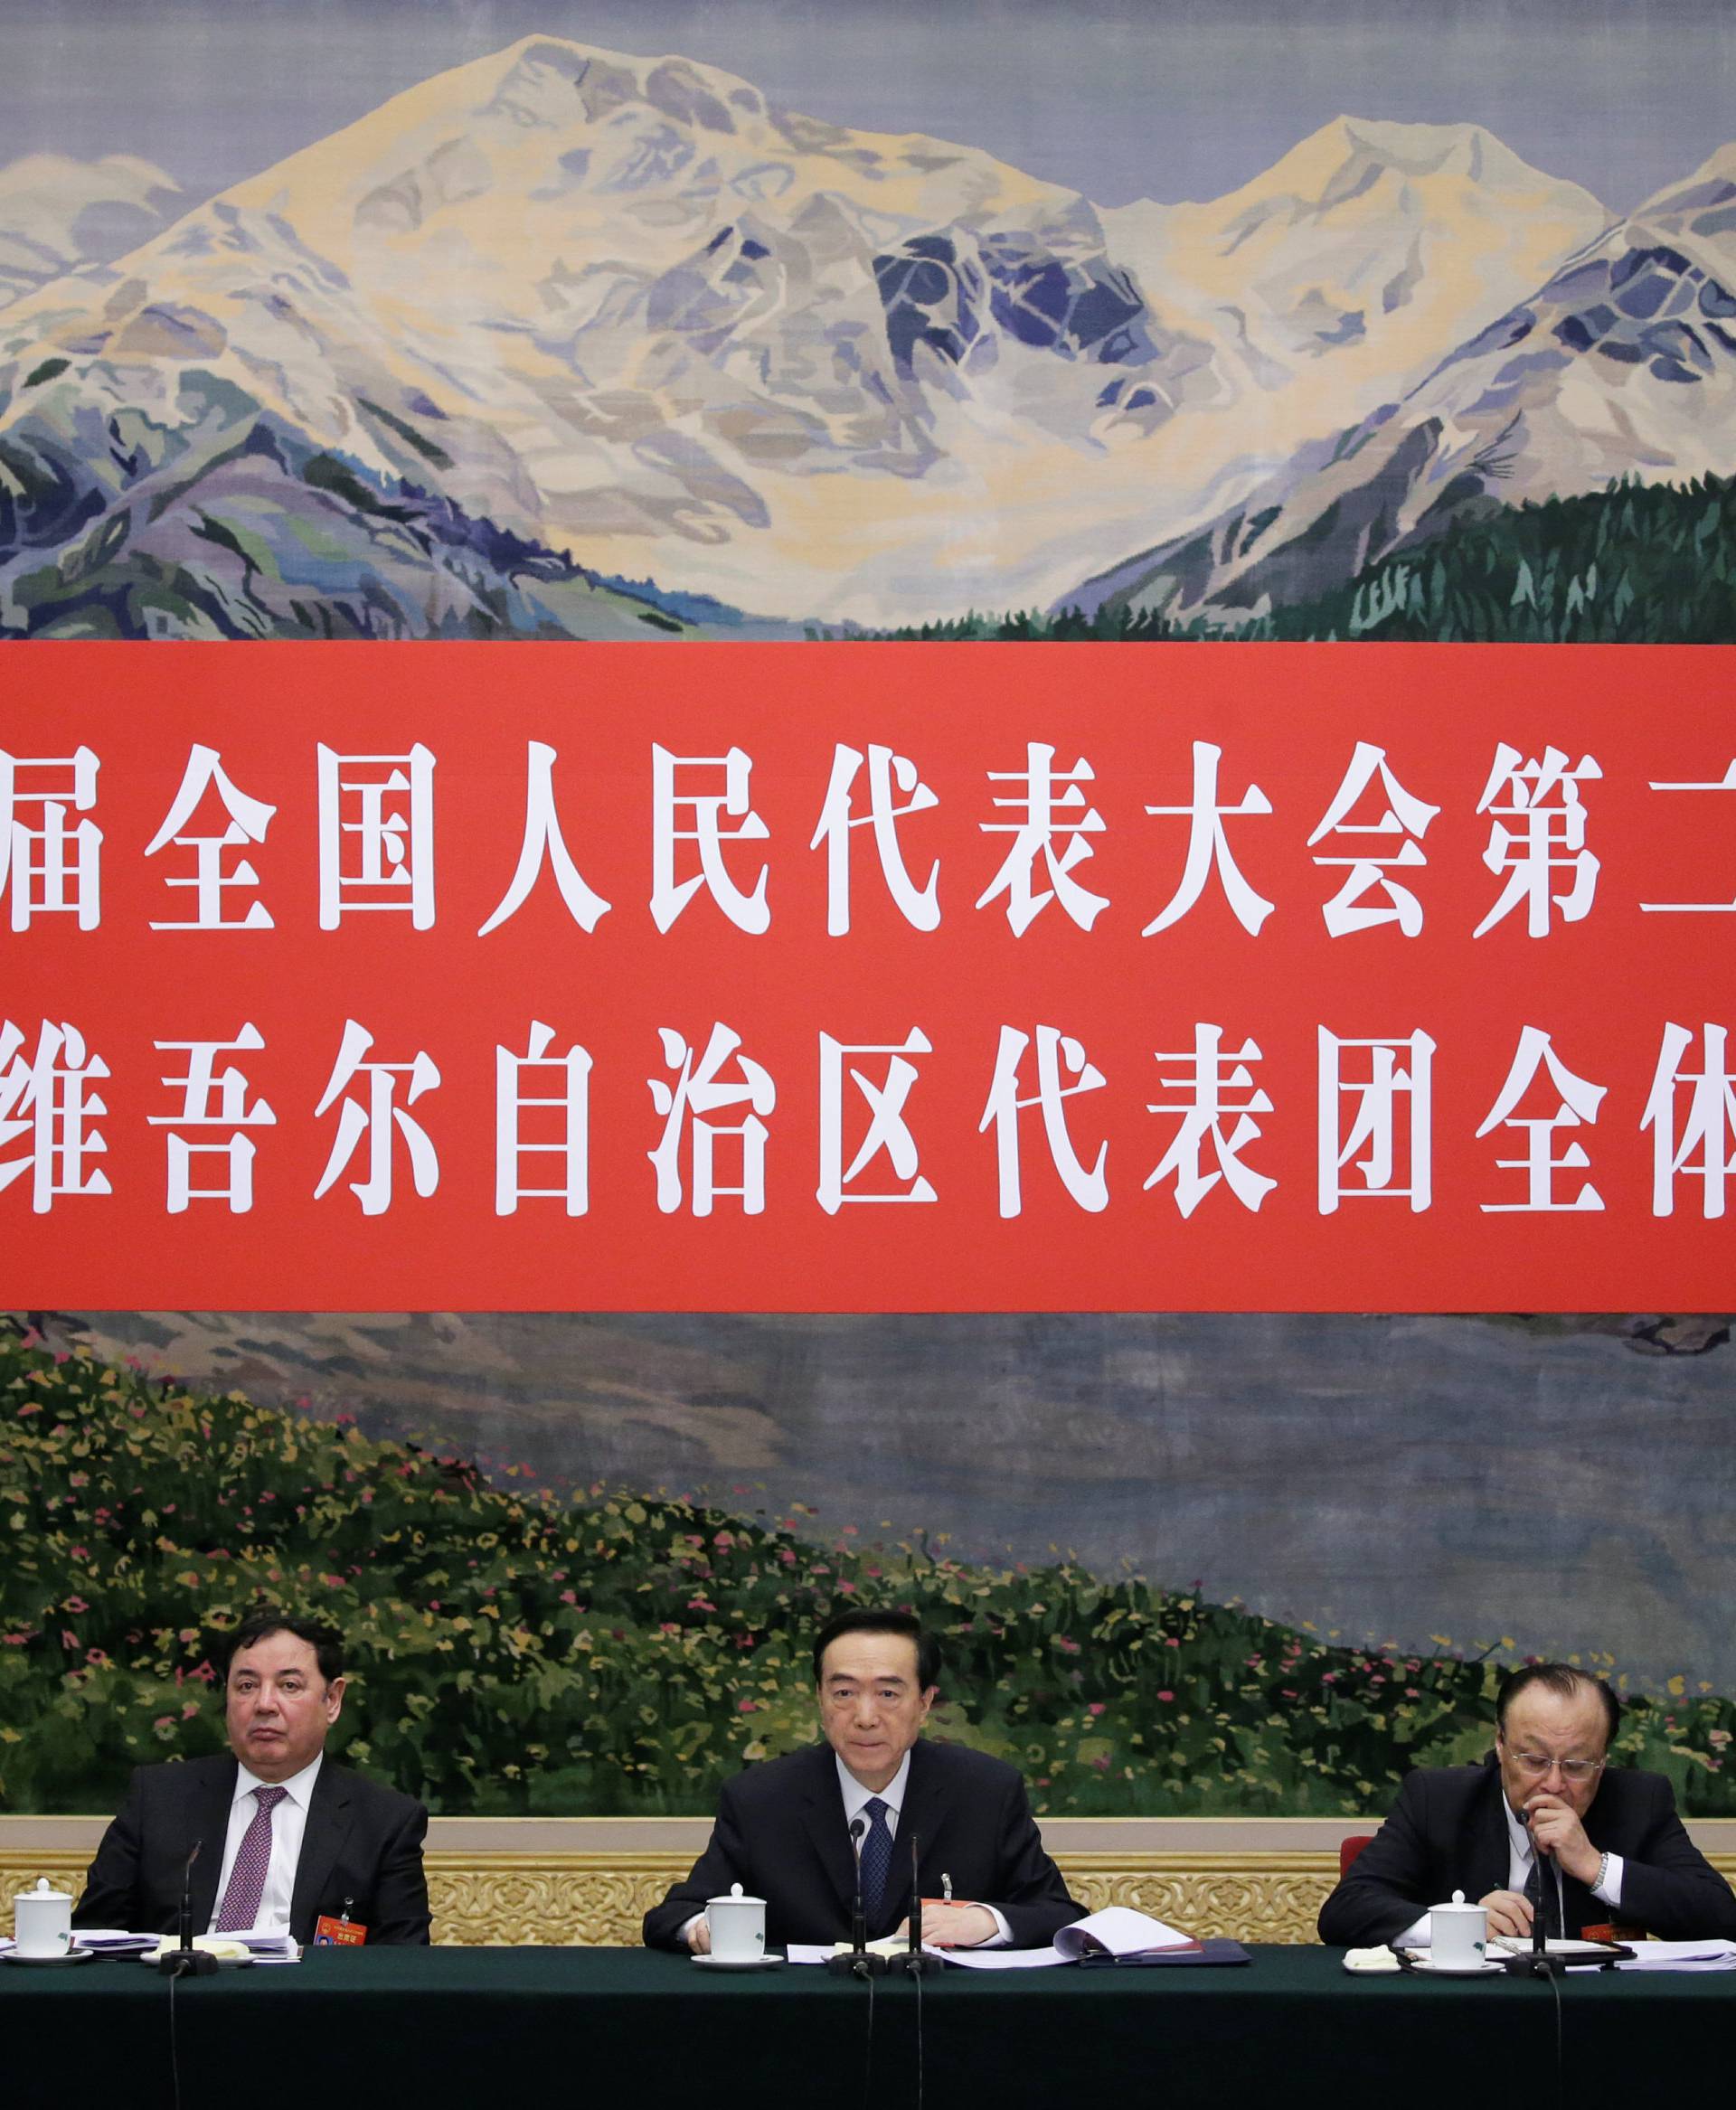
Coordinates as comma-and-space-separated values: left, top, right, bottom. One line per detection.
12, 1849, 1736, 1947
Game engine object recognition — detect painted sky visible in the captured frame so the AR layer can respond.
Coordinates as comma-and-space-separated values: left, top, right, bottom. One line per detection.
5, 0, 1732, 213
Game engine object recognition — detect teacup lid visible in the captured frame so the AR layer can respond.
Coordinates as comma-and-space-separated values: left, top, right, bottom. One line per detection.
14, 1875, 71, 1907
707, 1880, 765, 1908
1430, 1890, 1477, 1911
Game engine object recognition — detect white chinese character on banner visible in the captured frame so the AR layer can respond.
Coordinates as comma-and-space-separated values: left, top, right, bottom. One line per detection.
313, 1021, 440, 1215
1640, 760, 1736, 914
0, 1020, 111, 1209
651, 746, 769, 934
1317, 1028, 1435, 1213
496, 1021, 591, 1215
478, 743, 611, 937
1144, 1024, 1276, 1218
649, 1022, 776, 1214
144, 745, 277, 931
1473, 743, 1601, 938
148, 1023, 277, 1212
976, 745, 1108, 935
1475, 1026, 1605, 1213
1642, 1022, 1736, 1219
1143, 741, 1273, 936
979, 1024, 1109, 1218
817, 1030, 937, 1213
810, 744, 940, 935
0, 747, 101, 930
1307, 741, 1440, 937
317, 744, 436, 929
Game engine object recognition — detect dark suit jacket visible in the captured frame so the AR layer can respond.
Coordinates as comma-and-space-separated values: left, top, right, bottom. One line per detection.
643, 1738, 1083, 1951
72, 1752, 431, 1945
1318, 1754, 1736, 1947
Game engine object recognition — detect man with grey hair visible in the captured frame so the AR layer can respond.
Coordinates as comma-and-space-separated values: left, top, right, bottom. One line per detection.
1319, 1662, 1736, 1948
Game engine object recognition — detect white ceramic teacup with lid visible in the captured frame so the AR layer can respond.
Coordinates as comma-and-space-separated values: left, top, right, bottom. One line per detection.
1429, 1890, 1488, 1968
706, 1882, 767, 1962
14, 1878, 73, 1959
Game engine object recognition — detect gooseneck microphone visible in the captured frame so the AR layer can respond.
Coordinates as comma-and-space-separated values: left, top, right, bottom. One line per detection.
161, 1840, 218, 1977
828, 1813, 889, 1977
1504, 1809, 1561, 1979
895, 1828, 931, 1975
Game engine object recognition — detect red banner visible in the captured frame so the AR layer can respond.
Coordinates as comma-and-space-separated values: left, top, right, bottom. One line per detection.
3, 641, 1731, 1310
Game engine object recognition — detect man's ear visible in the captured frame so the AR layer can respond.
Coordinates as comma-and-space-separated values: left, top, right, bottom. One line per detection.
325, 1675, 346, 1724
919, 1684, 939, 1720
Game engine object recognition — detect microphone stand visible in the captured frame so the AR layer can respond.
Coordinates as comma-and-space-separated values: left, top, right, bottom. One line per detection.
1504, 1818, 1561, 1979
160, 1841, 217, 1977
894, 1830, 932, 1975
829, 1815, 889, 1977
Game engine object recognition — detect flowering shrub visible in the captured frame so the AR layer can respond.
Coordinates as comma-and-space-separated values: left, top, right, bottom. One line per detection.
3, 1326, 1731, 1815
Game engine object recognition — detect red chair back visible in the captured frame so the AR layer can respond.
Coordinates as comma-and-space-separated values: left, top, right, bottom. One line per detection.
1338, 1834, 1375, 1880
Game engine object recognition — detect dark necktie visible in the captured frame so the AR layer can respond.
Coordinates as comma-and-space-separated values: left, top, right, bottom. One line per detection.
858, 1796, 894, 1927
216, 1785, 289, 1932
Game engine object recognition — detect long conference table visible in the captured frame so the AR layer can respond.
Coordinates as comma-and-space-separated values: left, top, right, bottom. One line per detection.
5, 1945, 1732, 2107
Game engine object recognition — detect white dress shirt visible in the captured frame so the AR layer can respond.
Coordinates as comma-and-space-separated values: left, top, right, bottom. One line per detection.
207, 1753, 323, 1935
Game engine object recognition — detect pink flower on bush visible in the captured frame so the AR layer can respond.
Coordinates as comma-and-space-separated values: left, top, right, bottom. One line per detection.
63, 1595, 89, 1614
1091, 1756, 1111, 1771
1156, 1690, 1175, 1703
738, 1699, 758, 1713
1088, 1702, 1106, 1717
688, 1597, 716, 1613
1165, 1637, 1180, 1649
85, 1647, 110, 1666
560, 1590, 578, 1606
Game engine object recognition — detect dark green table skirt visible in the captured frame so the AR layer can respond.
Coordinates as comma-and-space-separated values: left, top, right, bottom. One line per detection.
5, 1945, 1730, 2108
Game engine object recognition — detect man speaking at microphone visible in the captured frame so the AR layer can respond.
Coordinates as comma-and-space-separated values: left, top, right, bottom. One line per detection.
644, 1608, 1083, 1953
73, 1607, 431, 1945
1318, 1663, 1736, 1948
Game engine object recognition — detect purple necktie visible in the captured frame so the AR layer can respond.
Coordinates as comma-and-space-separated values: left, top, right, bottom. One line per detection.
216, 1785, 289, 1932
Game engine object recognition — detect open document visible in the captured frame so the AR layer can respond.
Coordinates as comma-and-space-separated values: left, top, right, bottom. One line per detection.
921, 1905, 1201, 1972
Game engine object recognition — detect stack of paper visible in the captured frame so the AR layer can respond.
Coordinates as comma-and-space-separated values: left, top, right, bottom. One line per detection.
71, 1929, 159, 1955
1613, 1938, 1736, 1973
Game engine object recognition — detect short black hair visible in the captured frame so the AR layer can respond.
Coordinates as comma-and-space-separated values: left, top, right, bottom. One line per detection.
1495, 1663, 1620, 1746
225, 1607, 344, 1687
811, 1608, 940, 1691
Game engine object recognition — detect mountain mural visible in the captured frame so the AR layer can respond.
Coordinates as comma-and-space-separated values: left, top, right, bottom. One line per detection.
0, 34, 1728, 636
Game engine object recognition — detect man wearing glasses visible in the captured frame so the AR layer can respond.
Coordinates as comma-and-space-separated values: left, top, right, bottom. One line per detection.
1318, 1663, 1736, 1948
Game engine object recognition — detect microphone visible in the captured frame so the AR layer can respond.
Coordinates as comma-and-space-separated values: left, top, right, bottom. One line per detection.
161, 1840, 217, 1977
895, 1826, 931, 1975
828, 1813, 888, 1977
1503, 1806, 1560, 1978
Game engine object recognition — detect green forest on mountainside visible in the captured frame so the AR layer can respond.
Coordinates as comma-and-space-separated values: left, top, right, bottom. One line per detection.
878, 476, 1736, 644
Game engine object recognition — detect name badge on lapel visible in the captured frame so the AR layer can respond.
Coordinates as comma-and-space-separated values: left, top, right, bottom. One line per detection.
313, 1898, 367, 1946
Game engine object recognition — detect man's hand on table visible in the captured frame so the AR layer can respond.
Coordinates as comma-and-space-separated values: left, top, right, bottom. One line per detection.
900, 1902, 998, 1947
1477, 1889, 1533, 1940
685, 1917, 712, 1955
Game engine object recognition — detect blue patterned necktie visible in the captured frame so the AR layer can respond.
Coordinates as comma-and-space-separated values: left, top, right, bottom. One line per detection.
857, 1796, 894, 1927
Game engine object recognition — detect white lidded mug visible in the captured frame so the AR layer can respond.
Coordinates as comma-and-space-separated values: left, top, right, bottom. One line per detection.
1429, 1890, 1487, 1968
706, 1881, 766, 1963
14, 1877, 73, 1959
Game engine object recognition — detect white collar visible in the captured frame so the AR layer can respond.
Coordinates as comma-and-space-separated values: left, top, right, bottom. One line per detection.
232, 1751, 323, 1809
835, 1747, 913, 1823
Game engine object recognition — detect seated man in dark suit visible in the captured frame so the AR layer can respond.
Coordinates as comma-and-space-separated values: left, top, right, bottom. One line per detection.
74, 1606, 430, 1945
644, 1607, 1083, 1953
1319, 1662, 1736, 1948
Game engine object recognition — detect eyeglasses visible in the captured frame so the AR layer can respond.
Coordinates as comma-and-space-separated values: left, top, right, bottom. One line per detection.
1505, 1749, 1607, 1783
